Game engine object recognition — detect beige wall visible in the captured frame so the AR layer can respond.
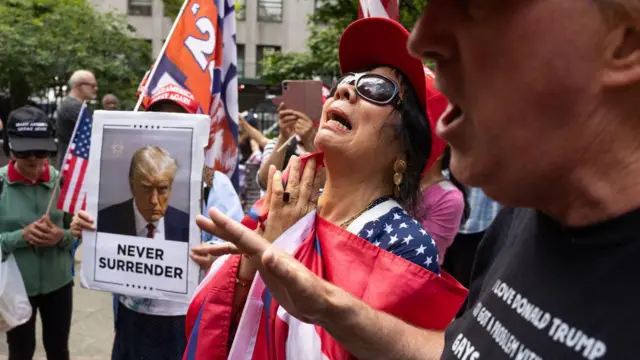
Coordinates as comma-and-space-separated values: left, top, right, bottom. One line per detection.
90, 0, 315, 78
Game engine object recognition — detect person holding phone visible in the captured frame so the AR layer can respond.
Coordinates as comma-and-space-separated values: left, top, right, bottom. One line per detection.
256, 102, 318, 190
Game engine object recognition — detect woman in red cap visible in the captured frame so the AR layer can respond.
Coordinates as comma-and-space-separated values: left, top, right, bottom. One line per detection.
183, 17, 466, 360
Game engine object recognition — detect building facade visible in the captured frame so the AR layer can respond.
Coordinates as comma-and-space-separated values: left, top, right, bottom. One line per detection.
89, 0, 316, 80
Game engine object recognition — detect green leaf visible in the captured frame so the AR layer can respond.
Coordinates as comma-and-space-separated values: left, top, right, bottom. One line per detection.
0, 0, 152, 109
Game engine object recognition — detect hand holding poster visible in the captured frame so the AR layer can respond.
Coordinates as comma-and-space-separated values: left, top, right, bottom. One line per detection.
81, 110, 209, 302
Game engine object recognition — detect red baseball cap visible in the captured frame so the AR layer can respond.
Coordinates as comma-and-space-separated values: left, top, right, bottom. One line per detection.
146, 84, 199, 114
338, 17, 448, 172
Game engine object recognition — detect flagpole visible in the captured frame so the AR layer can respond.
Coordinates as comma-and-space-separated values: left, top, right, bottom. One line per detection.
133, 0, 191, 111
45, 102, 87, 217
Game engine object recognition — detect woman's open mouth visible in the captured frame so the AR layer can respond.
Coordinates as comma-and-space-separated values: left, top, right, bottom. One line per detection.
326, 109, 352, 131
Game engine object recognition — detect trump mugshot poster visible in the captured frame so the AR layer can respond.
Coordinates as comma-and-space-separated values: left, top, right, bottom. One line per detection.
81, 110, 210, 302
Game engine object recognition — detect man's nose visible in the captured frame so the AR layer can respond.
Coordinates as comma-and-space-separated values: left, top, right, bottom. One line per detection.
407, 2, 457, 65
149, 189, 159, 205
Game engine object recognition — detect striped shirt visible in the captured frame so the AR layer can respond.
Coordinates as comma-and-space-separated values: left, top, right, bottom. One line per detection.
458, 187, 502, 234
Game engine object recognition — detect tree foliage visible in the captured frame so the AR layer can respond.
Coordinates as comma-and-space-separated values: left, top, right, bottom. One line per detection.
163, 0, 245, 21
260, 0, 427, 84
0, 0, 151, 110
163, 0, 183, 19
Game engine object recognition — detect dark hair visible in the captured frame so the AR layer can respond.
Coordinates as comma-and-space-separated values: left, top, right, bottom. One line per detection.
347, 66, 432, 213
389, 68, 432, 214
147, 100, 188, 113
442, 146, 470, 224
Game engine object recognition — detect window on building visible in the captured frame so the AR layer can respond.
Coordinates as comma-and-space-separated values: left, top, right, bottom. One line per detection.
237, 44, 245, 78
258, 0, 283, 22
128, 0, 152, 16
256, 45, 281, 76
236, 0, 246, 21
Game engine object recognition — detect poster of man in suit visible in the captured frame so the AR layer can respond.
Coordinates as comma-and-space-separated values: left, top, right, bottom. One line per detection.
97, 145, 189, 242
81, 110, 210, 302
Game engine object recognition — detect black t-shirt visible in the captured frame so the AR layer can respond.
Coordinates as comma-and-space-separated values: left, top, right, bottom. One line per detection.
441, 207, 640, 360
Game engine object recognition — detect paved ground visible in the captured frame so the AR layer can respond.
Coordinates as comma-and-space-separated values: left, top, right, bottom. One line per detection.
0, 248, 114, 360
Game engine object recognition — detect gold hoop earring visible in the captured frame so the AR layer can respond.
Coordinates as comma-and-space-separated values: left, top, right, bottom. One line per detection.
393, 159, 406, 198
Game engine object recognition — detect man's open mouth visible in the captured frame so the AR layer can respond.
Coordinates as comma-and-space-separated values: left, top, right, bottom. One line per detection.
442, 104, 463, 126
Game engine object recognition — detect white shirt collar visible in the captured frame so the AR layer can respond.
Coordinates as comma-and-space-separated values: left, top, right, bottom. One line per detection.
132, 200, 165, 239
346, 199, 400, 235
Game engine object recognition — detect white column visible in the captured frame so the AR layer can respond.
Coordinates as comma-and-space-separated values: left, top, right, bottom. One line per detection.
151, 0, 165, 57
245, 0, 258, 78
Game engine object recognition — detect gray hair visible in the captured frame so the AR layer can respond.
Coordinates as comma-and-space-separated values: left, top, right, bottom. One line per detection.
68, 70, 95, 88
128, 146, 179, 184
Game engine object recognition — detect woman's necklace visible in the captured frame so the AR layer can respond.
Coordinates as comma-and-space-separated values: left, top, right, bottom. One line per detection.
338, 195, 392, 229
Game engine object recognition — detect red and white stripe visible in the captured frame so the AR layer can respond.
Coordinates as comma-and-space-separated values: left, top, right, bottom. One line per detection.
57, 144, 88, 214
358, 0, 399, 20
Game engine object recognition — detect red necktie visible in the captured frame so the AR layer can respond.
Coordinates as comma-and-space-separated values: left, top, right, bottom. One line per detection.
146, 223, 155, 239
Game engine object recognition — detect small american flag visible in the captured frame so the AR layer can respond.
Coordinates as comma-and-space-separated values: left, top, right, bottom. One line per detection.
57, 103, 92, 214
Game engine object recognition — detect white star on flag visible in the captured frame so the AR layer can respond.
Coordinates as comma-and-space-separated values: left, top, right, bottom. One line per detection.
384, 223, 393, 234
366, 229, 374, 238
424, 256, 433, 267
399, 222, 408, 229
393, 213, 402, 220
420, 229, 427, 236
431, 238, 436, 246
402, 235, 414, 245
416, 244, 427, 255
389, 234, 399, 244
373, 241, 381, 247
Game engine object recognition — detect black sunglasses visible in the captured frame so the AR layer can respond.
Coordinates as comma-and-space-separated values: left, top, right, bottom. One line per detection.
329, 72, 402, 109
13, 151, 51, 159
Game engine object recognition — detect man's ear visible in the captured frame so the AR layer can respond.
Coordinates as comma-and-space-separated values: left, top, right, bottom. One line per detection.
602, 25, 640, 87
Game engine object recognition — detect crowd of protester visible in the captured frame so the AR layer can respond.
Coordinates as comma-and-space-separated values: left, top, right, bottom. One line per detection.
3, 1, 640, 358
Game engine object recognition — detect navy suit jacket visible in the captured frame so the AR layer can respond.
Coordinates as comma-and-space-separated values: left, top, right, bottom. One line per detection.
97, 199, 190, 242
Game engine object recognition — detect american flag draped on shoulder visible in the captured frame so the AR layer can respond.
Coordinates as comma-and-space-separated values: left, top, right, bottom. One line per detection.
184, 153, 468, 360
136, 0, 239, 184
57, 103, 92, 213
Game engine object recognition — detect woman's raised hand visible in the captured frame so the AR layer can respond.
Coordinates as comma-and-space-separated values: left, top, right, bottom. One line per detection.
195, 155, 323, 257
262, 155, 323, 242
